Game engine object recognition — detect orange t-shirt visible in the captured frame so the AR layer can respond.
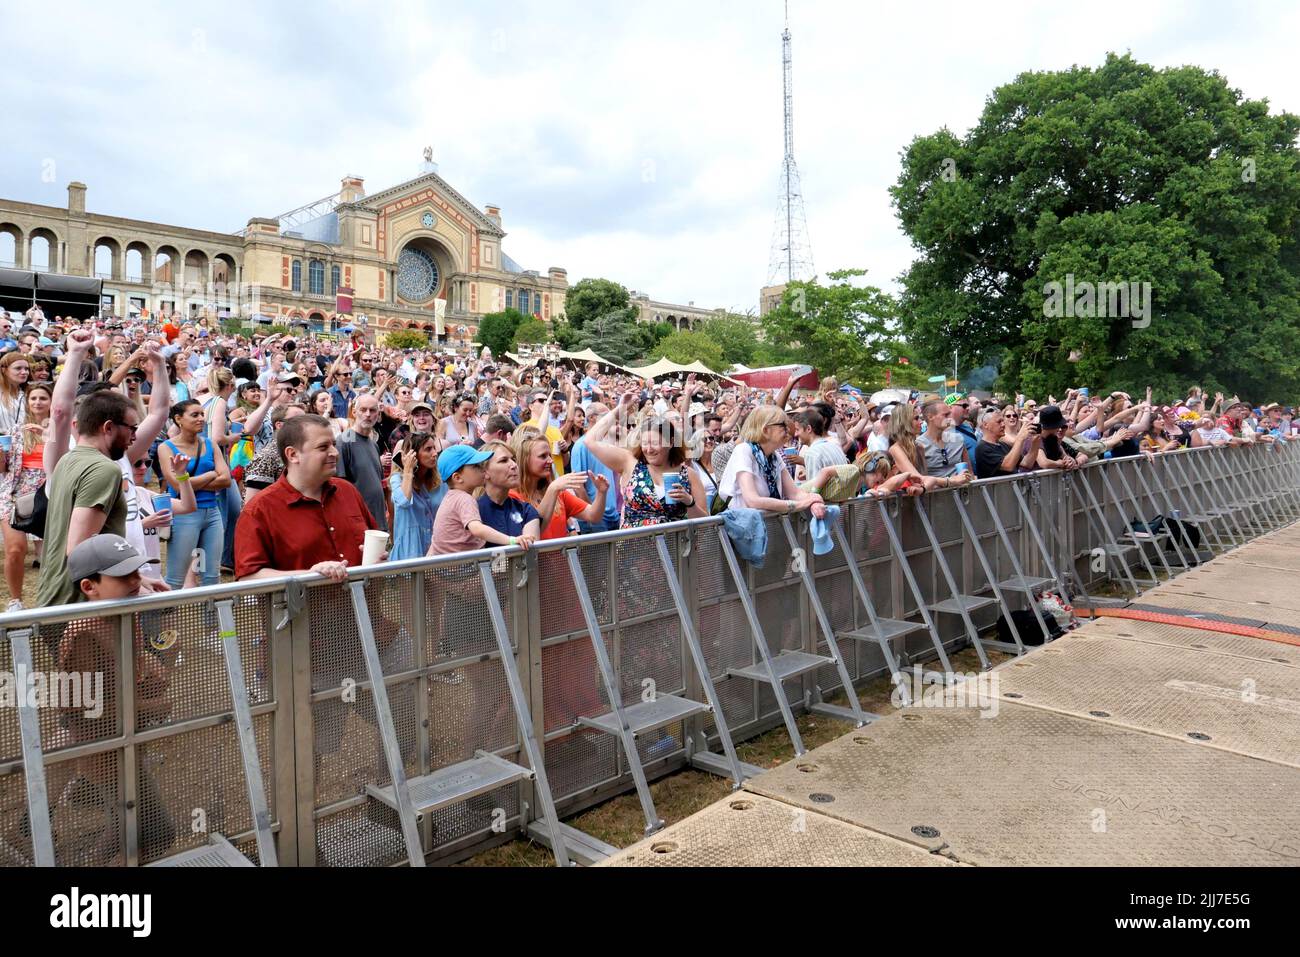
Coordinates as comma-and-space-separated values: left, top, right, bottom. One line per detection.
510, 488, 587, 540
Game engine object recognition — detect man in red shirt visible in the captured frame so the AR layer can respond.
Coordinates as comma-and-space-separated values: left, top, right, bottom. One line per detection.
235, 414, 378, 582
235, 413, 398, 782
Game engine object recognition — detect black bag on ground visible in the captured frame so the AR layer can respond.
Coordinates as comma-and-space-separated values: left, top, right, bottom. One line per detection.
1165, 517, 1201, 552
996, 609, 1062, 646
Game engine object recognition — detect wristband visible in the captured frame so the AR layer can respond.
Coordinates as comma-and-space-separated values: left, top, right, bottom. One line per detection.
508, 536, 518, 546
175, 473, 191, 483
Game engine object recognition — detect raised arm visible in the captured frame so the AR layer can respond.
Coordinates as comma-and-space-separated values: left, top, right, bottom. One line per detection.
45, 329, 95, 475
774, 369, 801, 412
240, 380, 281, 438
126, 344, 169, 465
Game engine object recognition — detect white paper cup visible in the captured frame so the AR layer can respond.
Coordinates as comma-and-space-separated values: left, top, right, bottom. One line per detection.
362, 529, 388, 566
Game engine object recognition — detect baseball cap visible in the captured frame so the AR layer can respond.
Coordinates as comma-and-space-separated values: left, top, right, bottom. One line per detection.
67, 534, 158, 584
408, 402, 435, 416
276, 371, 302, 384
437, 444, 493, 483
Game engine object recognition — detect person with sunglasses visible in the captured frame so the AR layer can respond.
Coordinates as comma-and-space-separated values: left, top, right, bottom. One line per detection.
125, 448, 197, 586
717, 405, 826, 518
975, 408, 1038, 479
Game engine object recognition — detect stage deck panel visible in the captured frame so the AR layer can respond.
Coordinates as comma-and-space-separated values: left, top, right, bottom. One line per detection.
744, 705, 1300, 867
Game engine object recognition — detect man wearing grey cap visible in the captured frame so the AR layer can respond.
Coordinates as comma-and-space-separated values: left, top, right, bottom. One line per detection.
57, 533, 176, 860
66, 533, 159, 601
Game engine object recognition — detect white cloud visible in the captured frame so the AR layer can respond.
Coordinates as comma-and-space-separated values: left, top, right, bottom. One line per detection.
2, 0, 1297, 312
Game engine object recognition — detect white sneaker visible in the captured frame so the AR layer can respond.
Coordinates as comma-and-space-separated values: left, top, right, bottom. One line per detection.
5, 599, 23, 613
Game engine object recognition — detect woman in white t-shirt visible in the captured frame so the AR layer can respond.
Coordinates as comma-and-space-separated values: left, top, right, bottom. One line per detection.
718, 405, 826, 517
125, 449, 198, 580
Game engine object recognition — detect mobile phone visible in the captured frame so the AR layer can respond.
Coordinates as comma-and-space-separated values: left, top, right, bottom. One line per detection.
792, 364, 814, 381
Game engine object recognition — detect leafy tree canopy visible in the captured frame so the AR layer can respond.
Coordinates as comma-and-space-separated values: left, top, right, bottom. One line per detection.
650, 329, 726, 371
760, 269, 902, 384
476, 308, 526, 358
698, 313, 761, 367
563, 278, 636, 330
891, 52, 1300, 399
512, 318, 550, 347
383, 329, 430, 350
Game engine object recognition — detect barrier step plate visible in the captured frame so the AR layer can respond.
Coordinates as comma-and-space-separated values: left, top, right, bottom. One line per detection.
578, 694, 710, 737
840, 618, 927, 642
928, 595, 996, 615
365, 751, 532, 816
1124, 530, 1170, 542
996, 576, 1053, 594
1087, 543, 1139, 557
148, 834, 254, 868
727, 650, 835, 683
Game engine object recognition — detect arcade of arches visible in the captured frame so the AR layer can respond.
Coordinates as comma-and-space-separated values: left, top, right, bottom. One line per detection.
0, 172, 570, 346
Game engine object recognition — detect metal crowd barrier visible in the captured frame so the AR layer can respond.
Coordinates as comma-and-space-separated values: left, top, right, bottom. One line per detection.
3, 439, 1298, 867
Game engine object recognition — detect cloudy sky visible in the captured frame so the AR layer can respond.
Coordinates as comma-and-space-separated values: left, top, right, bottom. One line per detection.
2, 0, 1297, 313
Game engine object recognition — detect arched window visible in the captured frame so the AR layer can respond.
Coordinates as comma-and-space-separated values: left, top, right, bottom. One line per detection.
330, 264, 340, 296
518, 290, 530, 315
309, 260, 325, 296
505, 289, 513, 310
291, 260, 302, 292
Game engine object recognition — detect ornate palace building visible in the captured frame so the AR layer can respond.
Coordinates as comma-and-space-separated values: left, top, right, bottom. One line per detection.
0, 154, 568, 344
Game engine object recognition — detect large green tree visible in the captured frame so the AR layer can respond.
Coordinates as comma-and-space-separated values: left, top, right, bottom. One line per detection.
650, 329, 726, 371
576, 311, 651, 365
892, 52, 1300, 399
477, 308, 525, 357
760, 270, 901, 384
512, 318, 550, 347
562, 278, 637, 330
697, 313, 761, 367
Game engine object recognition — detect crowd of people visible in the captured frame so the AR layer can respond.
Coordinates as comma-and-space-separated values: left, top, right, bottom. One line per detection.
1, 303, 1297, 615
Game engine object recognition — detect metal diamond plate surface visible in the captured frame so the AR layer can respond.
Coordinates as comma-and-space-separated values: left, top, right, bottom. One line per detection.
1135, 592, 1300, 629
1144, 563, 1300, 612
1083, 615, 1299, 668
600, 793, 953, 867
1255, 527, 1300, 549
1211, 546, 1300, 572
744, 705, 1300, 866
993, 632, 1300, 767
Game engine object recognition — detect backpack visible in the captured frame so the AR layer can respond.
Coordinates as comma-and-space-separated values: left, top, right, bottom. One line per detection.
997, 609, 1062, 646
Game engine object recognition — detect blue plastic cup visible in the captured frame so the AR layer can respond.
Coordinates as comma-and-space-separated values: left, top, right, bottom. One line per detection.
954, 462, 969, 475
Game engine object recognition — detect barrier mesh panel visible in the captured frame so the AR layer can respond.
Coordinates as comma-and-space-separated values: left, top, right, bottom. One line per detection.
135, 715, 274, 865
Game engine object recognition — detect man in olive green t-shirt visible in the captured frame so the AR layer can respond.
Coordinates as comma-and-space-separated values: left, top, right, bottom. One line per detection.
37, 391, 140, 608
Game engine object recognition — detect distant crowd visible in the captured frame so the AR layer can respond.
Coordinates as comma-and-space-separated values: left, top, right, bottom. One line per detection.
0, 304, 1295, 613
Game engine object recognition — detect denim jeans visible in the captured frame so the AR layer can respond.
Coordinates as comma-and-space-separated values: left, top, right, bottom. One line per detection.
167, 505, 224, 588
219, 482, 242, 569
